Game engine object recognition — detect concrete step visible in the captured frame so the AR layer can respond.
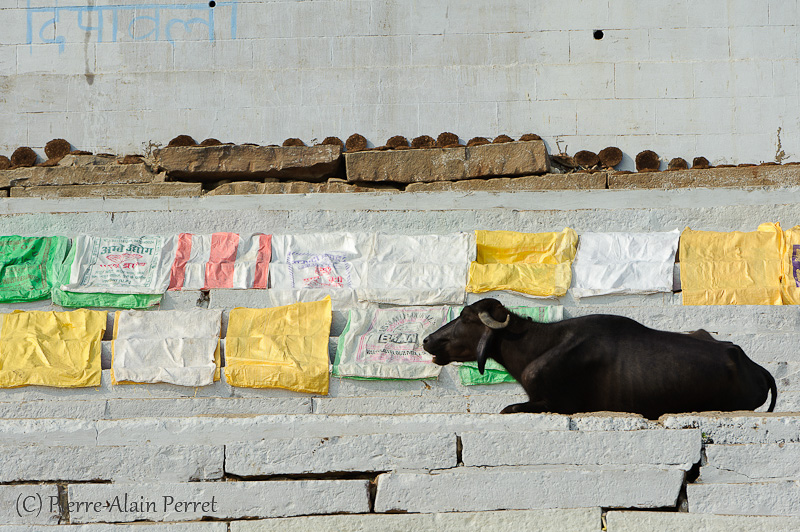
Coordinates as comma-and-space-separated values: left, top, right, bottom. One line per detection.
606, 511, 800, 532
688, 480, 800, 517
228, 509, 601, 532
374, 465, 685, 512
0, 412, 685, 447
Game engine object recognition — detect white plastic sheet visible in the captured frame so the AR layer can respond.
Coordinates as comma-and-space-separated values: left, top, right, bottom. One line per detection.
61, 235, 177, 294
571, 230, 680, 298
168, 233, 271, 290
269, 233, 373, 291
360, 233, 474, 305
111, 308, 222, 386
333, 306, 449, 380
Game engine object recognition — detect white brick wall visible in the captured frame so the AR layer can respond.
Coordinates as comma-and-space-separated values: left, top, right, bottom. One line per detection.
1, 0, 797, 168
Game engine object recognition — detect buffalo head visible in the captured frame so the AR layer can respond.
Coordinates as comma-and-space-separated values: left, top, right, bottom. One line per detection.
423, 298, 511, 373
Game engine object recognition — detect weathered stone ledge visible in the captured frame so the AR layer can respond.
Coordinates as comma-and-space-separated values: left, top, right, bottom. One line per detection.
405, 172, 605, 192
345, 140, 550, 183
10, 183, 201, 198
0, 163, 160, 188
153, 144, 344, 182
206, 178, 398, 195
609, 164, 800, 189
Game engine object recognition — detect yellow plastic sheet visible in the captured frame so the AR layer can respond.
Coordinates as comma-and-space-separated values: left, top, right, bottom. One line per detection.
772, 224, 800, 305
680, 224, 783, 305
224, 297, 332, 394
467, 228, 578, 297
0, 309, 106, 388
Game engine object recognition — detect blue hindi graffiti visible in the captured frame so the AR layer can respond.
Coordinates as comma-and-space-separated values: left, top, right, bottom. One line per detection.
26, 0, 238, 52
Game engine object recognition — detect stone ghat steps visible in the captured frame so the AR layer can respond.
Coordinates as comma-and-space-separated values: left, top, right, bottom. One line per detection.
2, 416, 800, 524
3, 510, 800, 531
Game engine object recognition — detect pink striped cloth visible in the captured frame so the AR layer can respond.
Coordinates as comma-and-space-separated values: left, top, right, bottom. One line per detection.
168, 233, 271, 290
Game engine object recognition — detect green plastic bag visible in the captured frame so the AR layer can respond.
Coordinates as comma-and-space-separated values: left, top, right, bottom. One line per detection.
458, 305, 563, 385
51, 241, 162, 309
0, 236, 69, 303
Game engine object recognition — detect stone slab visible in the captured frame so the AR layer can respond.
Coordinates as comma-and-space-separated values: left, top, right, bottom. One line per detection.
345, 147, 468, 183
606, 510, 800, 532
609, 165, 800, 190
464, 141, 551, 178
229, 508, 602, 532
0, 445, 223, 482
701, 442, 800, 481
374, 465, 684, 512
0, 400, 106, 420
93, 413, 570, 446
405, 172, 605, 192
662, 414, 800, 444
0, 419, 98, 446
0, 525, 226, 532
67, 480, 370, 523
153, 145, 343, 182
0, 189, 7, 197
345, 141, 548, 184
0, 164, 159, 188
0, 484, 60, 525
0, 370, 233, 402
10, 183, 202, 198
568, 413, 659, 431
688, 480, 800, 517
461, 429, 701, 469
207, 180, 398, 195
311, 396, 473, 415
106, 397, 312, 417
225, 432, 455, 476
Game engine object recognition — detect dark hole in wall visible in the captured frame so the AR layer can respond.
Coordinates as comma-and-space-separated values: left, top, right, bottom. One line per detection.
593, 29, 604, 40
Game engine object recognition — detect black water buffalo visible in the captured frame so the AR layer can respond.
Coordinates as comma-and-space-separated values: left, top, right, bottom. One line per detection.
423, 298, 777, 420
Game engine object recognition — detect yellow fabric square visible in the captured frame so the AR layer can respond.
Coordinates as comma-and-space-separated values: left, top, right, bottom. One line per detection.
680, 224, 783, 305
224, 297, 332, 394
0, 309, 107, 388
772, 224, 800, 305
467, 228, 578, 296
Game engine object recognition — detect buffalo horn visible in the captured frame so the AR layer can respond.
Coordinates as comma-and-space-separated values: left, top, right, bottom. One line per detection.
476, 328, 492, 375
478, 311, 510, 330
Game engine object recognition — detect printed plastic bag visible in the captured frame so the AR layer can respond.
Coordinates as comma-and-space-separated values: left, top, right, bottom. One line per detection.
169, 233, 271, 290
111, 309, 222, 386
333, 306, 450, 380
0, 309, 106, 388
0, 236, 68, 303
459, 306, 563, 385
270, 233, 373, 290
359, 233, 474, 305
467, 229, 578, 297
52, 235, 175, 308
779, 224, 800, 305
571, 230, 680, 298
225, 297, 332, 394
680, 224, 783, 305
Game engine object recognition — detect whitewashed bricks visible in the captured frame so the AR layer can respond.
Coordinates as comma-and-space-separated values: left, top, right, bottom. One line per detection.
688, 481, 800, 517
0, 484, 60, 525
229, 508, 602, 532
374, 466, 685, 513
606, 510, 800, 532
225, 433, 456, 476
702, 443, 800, 482
461, 429, 700, 469
67, 480, 370, 523
0, 445, 223, 482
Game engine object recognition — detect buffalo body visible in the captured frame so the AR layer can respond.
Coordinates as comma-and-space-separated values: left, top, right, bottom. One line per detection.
423, 298, 777, 420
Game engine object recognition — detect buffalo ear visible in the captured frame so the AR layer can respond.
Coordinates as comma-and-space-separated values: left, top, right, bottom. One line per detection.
476, 328, 493, 374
